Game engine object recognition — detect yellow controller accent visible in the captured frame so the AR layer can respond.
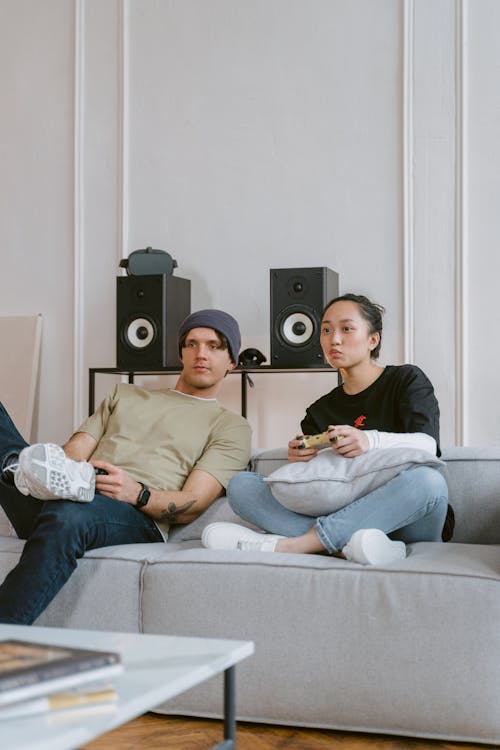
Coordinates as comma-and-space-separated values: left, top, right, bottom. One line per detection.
301, 430, 345, 448
301, 431, 332, 448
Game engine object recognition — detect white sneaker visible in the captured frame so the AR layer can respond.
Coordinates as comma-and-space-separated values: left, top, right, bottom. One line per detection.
14, 443, 95, 502
202, 522, 285, 552
342, 529, 406, 566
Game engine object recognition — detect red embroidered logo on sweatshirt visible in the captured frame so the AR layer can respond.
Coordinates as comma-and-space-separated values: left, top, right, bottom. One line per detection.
354, 415, 367, 428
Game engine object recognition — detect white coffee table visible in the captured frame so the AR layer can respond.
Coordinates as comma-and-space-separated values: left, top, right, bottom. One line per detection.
0, 624, 254, 750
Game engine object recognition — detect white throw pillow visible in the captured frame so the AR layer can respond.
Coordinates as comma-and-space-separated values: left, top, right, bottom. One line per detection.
264, 447, 444, 516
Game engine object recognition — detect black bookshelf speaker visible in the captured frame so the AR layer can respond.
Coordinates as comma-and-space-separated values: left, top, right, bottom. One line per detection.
270, 267, 339, 368
116, 274, 191, 368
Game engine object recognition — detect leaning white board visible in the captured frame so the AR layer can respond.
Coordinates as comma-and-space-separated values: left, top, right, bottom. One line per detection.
0, 315, 42, 442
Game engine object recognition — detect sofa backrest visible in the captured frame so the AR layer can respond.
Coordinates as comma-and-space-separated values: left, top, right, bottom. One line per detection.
251, 446, 500, 545
440, 447, 500, 544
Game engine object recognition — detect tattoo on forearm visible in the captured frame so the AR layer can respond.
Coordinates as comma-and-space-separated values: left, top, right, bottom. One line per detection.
161, 500, 196, 523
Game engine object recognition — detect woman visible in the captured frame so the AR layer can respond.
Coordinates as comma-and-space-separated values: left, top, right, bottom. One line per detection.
202, 294, 452, 565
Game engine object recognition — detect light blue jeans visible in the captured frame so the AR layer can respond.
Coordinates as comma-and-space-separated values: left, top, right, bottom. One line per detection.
226, 466, 448, 553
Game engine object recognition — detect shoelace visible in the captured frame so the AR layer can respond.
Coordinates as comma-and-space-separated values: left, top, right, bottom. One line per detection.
237, 538, 276, 551
3, 462, 19, 476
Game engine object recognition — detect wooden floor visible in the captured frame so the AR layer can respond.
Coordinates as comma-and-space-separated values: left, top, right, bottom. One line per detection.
82, 713, 494, 750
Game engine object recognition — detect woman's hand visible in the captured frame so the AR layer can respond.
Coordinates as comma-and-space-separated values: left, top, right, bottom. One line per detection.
287, 435, 318, 463
327, 425, 369, 458
92, 461, 142, 504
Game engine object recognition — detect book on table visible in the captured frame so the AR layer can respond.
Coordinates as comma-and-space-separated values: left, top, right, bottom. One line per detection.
0, 639, 122, 706
0, 683, 118, 719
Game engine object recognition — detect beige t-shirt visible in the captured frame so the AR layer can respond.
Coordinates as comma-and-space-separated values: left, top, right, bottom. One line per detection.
77, 384, 252, 536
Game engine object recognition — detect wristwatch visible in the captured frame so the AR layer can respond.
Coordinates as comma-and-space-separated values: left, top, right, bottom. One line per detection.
135, 482, 151, 509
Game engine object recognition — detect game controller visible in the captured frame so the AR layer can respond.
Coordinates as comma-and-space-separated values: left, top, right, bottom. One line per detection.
299, 430, 343, 449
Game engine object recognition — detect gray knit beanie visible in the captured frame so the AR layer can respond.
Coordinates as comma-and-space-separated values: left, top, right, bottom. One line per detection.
177, 309, 241, 364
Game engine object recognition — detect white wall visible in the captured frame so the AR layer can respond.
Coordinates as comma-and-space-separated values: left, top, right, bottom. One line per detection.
0, 0, 74, 442
0, 0, 499, 449
467, 0, 500, 443
125, 0, 402, 448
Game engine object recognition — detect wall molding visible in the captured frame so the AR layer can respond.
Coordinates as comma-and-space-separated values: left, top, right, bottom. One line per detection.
403, 0, 415, 365
73, 0, 85, 430
405, 0, 467, 445
73, 1, 129, 425
118, 0, 129, 389
455, 0, 468, 445
118, 0, 129, 263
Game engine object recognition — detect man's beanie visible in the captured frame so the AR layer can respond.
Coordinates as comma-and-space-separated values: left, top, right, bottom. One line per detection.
177, 309, 241, 364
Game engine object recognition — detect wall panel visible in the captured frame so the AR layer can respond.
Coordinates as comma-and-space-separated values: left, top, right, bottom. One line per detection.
125, 0, 403, 447
0, 0, 74, 443
3, 1, 498, 448
466, 0, 500, 445
412, 0, 458, 447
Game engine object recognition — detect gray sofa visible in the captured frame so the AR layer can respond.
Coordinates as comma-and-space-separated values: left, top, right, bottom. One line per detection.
0, 447, 499, 744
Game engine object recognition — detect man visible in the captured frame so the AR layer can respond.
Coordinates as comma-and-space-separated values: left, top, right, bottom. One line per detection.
0, 309, 251, 624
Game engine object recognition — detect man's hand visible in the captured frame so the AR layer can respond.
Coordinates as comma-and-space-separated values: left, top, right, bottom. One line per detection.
92, 461, 141, 504
91, 462, 224, 524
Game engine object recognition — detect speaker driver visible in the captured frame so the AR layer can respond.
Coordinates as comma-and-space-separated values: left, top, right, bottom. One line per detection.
280, 311, 315, 347
285, 275, 310, 299
125, 317, 156, 349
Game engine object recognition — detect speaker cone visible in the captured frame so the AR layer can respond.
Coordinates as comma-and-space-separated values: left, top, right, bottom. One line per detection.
125, 317, 156, 349
279, 310, 315, 347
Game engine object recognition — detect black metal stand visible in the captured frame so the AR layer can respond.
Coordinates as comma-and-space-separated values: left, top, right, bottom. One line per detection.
212, 666, 236, 749
77, 664, 239, 750
89, 366, 336, 418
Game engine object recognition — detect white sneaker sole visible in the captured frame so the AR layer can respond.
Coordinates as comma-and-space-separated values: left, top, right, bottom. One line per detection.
18, 444, 95, 502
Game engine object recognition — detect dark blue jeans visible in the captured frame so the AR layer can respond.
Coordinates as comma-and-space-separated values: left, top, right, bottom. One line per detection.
0, 402, 163, 624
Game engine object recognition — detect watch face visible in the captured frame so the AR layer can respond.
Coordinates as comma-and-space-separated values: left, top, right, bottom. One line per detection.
137, 484, 150, 507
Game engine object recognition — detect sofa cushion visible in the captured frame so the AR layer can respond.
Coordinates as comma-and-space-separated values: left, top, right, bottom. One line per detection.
263, 447, 443, 515
143, 542, 500, 743
0, 507, 15, 537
